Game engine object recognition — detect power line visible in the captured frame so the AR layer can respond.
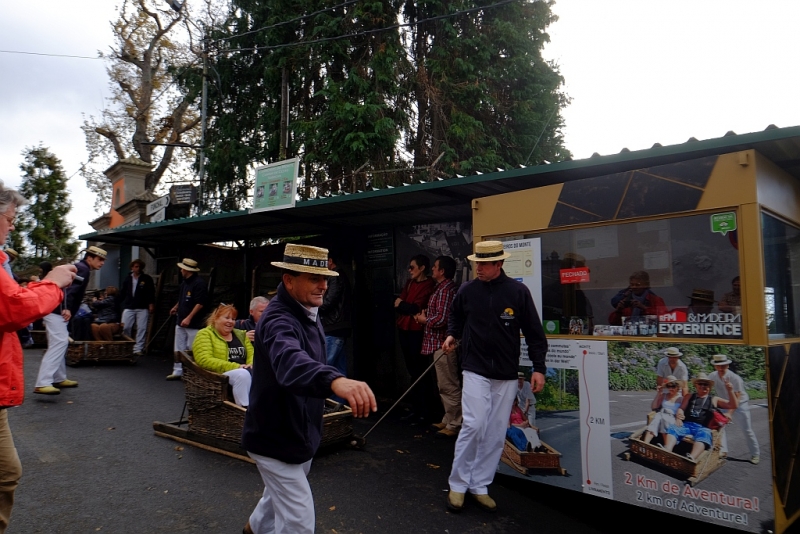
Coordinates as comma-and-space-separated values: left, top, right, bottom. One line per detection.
0, 49, 100, 60
217, 0, 360, 42
218, 0, 519, 53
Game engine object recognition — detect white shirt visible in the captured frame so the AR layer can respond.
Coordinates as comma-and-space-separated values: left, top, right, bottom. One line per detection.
709, 369, 748, 403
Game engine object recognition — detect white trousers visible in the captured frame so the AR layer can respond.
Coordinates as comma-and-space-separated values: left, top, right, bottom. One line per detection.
223, 368, 252, 407
719, 401, 760, 457
173, 326, 198, 352
121, 308, 149, 353
448, 371, 517, 495
36, 314, 69, 387
248, 452, 314, 534
172, 326, 199, 375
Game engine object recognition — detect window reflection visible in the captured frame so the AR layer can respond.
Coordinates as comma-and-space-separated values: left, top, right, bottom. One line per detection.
762, 213, 800, 338
521, 212, 742, 339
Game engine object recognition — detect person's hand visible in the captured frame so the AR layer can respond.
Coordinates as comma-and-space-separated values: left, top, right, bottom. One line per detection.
240, 364, 252, 370
530, 371, 545, 393
331, 377, 377, 418
148, 305, 155, 314
246, 330, 255, 342
180, 317, 191, 327
169, 305, 178, 315
442, 335, 457, 354
414, 310, 427, 324
394, 297, 402, 308
43, 264, 76, 289
61, 309, 71, 322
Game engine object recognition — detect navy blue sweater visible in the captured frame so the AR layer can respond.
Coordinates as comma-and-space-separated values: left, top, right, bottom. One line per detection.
447, 270, 548, 378
242, 283, 343, 463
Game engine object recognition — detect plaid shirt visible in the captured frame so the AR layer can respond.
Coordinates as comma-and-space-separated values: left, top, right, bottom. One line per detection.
421, 278, 457, 355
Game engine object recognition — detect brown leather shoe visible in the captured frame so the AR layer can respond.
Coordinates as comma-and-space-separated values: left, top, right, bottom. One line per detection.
446, 490, 465, 512
435, 427, 459, 439
470, 492, 497, 512
430, 422, 446, 431
243, 520, 254, 534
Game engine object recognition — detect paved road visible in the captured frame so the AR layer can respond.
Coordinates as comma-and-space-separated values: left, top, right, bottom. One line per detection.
7, 348, 758, 533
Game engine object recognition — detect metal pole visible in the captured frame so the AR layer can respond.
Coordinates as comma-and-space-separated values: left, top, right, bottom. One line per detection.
197, 35, 208, 214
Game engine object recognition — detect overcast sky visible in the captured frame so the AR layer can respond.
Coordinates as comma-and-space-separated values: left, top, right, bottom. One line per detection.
1, 0, 799, 244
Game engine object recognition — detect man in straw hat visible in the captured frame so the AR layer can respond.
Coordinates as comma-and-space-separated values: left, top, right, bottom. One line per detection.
442, 240, 548, 513
663, 372, 737, 461
167, 258, 207, 380
0, 180, 76, 530
241, 243, 376, 534
655, 346, 689, 395
708, 353, 760, 464
34, 245, 107, 395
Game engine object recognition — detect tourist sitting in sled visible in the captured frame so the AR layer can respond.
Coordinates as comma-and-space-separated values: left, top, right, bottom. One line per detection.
191, 303, 254, 407
661, 373, 738, 461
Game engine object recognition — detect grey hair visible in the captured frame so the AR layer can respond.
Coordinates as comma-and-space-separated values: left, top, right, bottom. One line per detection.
0, 181, 27, 215
249, 295, 269, 311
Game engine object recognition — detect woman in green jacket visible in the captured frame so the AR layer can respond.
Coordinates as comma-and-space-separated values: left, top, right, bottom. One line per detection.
192, 304, 255, 407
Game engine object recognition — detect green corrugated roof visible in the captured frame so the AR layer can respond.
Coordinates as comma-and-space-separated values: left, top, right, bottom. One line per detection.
81, 125, 800, 247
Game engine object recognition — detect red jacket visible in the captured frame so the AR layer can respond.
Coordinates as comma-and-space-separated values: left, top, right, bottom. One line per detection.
0, 254, 63, 407
396, 278, 435, 332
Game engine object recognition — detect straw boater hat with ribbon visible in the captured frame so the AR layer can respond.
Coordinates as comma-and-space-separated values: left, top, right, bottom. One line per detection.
467, 240, 511, 262
664, 375, 679, 386
691, 372, 714, 387
86, 246, 107, 259
664, 346, 682, 358
5, 248, 18, 261
711, 354, 732, 366
177, 258, 200, 272
271, 244, 339, 276
688, 288, 715, 302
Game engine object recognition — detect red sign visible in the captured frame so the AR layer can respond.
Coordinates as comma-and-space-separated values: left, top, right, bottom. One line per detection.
560, 267, 590, 284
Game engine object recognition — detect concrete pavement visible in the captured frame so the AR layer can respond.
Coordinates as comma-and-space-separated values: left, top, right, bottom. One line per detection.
8, 348, 748, 533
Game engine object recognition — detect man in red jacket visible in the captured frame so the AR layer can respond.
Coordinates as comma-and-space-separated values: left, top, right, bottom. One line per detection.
0, 181, 76, 533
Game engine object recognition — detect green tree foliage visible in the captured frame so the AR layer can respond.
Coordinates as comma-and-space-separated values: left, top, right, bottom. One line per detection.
15, 146, 79, 270
200, 0, 570, 209
405, 0, 570, 174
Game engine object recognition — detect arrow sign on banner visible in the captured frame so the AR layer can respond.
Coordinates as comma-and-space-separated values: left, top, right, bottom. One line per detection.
146, 195, 170, 216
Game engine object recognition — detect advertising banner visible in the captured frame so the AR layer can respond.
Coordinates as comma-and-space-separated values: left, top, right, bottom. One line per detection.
251, 158, 298, 213
501, 341, 772, 531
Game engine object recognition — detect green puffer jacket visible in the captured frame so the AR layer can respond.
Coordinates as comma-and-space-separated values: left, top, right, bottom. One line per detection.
192, 326, 254, 374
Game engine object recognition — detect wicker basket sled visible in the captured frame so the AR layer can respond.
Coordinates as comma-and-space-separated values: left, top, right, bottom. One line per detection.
153, 351, 354, 463
500, 428, 567, 476
66, 335, 137, 366
623, 416, 726, 487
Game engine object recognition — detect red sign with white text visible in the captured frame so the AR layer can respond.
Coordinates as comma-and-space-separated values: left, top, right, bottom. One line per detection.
560, 267, 590, 284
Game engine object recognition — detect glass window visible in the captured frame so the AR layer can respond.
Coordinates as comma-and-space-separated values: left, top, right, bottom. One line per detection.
516, 211, 742, 339
762, 212, 800, 338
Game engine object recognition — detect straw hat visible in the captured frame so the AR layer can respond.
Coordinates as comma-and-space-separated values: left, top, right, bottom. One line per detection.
86, 246, 108, 259
663, 375, 679, 386
711, 354, 732, 366
467, 240, 511, 262
271, 244, 339, 276
664, 347, 683, 358
5, 248, 18, 261
691, 372, 714, 386
687, 288, 715, 302
177, 258, 200, 272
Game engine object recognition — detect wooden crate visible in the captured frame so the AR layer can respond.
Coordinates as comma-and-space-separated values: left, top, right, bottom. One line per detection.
501, 439, 566, 475
178, 351, 353, 449
625, 426, 726, 486
66, 336, 137, 366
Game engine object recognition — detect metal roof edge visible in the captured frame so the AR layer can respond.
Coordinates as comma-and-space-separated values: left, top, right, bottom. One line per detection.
80, 124, 800, 241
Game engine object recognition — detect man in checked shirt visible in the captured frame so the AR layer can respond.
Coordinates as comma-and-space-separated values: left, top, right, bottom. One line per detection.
414, 255, 460, 438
